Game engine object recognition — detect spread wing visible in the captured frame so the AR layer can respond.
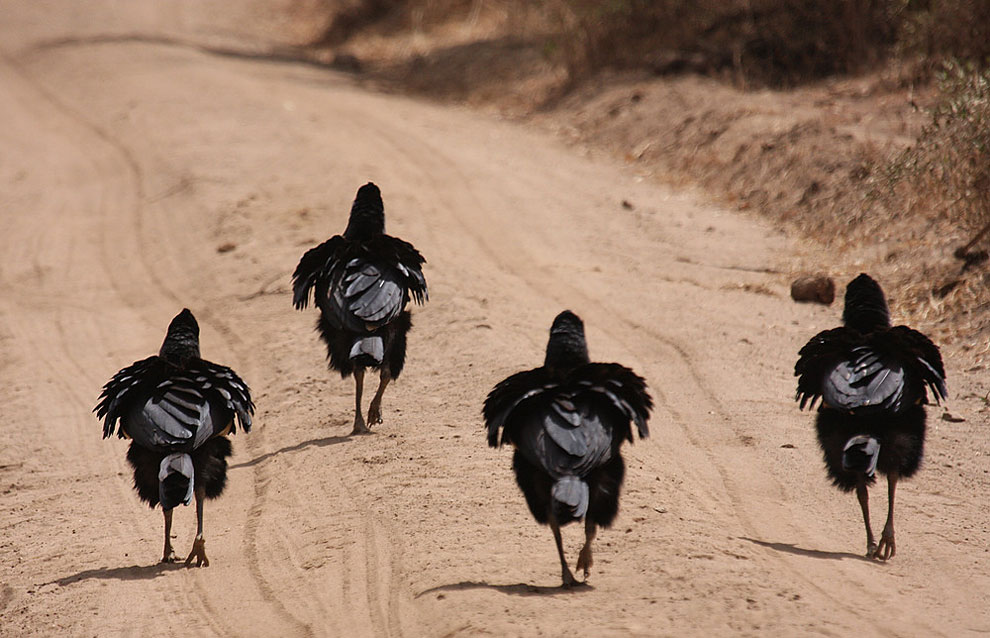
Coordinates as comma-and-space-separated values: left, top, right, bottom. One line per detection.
483, 368, 552, 447
883, 325, 948, 405
292, 234, 427, 320
95, 357, 254, 449
571, 363, 652, 441
291, 236, 346, 310
795, 325, 947, 413
95, 356, 160, 439
483, 363, 652, 450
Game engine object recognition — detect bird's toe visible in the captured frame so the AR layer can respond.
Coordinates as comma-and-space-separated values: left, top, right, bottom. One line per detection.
184, 537, 210, 567
576, 548, 593, 579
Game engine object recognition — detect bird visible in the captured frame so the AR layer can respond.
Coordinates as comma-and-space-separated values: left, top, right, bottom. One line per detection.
292, 182, 428, 435
795, 273, 947, 560
94, 309, 254, 566
483, 310, 652, 586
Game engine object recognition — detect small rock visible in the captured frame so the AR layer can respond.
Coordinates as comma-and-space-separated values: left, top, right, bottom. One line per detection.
790, 275, 835, 304
216, 242, 237, 254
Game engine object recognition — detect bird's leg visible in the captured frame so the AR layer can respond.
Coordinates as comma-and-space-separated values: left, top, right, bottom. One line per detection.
367, 367, 392, 427
575, 518, 597, 581
351, 367, 370, 435
161, 508, 178, 563
856, 477, 876, 557
873, 471, 898, 561
550, 516, 578, 587
184, 486, 209, 567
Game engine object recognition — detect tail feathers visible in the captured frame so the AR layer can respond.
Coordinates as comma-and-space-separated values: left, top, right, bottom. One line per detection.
158, 453, 194, 510
551, 476, 589, 523
842, 435, 880, 477
349, 335, 384, 367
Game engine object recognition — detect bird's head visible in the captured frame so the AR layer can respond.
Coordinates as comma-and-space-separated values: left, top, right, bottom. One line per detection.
159, 308, 201, 365
545, 310, 591, 375
343, 182, 385, 240
842, 273, 891, 332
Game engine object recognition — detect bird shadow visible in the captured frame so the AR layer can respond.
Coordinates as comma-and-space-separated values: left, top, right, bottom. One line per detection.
416, 580, 594, 598
229, 434, 352, 469
740, 537, 869, 562
49, 561, 186, 587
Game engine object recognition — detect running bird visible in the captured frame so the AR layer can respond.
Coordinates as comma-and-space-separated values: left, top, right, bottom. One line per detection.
795, 274, 947, 560
483, 311, 652, 586
292, 182, 428, 434
95, 309, 254, 566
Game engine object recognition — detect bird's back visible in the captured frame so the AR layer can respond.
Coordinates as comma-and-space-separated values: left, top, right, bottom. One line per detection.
509, 392, 619, 481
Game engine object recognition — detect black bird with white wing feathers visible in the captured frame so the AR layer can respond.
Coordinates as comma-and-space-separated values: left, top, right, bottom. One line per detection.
795, 274, 946, 560
484, 311, 652, 586
293, 183, 428, 434
95, 309, 254, 566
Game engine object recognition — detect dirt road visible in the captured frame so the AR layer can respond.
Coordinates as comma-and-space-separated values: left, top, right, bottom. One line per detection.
1, 2, 987, 636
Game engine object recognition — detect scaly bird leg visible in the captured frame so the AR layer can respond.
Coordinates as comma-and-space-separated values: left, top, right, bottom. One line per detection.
185, 486, 209, 567
873, 471, 897, 561
367, 367, 392, 427
351, 367, 371, 435
162, 508, 178, 563
550, 516, 578, 588
575, 518, 597, 581
856, 477, 876, 557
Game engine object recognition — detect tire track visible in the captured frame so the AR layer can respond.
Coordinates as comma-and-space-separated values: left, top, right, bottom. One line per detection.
0, 44, 311, 638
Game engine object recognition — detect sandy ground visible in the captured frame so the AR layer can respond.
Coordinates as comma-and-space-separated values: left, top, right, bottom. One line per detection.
2, 2, 989, 637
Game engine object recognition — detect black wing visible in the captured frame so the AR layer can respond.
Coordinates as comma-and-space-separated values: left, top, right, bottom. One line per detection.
883, 325, 948, 405
328, 256, 407, 333
571, 363, 652, 441
95, 356, 159, 439
483, 368, 552, 447
483, 363, 652, 448
292, 236, 345, 310
370, 235, 428, 306
822, 345, 907, 412
190, 358, 255, 431
795, 327, 858, 410
95, 357, 254, 447
795, 325, 947, 413
292, 234, 427, 314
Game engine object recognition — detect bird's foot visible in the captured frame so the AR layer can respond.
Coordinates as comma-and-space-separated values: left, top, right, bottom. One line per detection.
351, 421, 373, 435
872, 528, 895, 561
367, 404, 383, 426
161, 545, 178, 564
865, 540, 878, 558
576, 546, 593, 580
560, 566, 589, 589
184, 536, 210, 567
351, 413, 373, 435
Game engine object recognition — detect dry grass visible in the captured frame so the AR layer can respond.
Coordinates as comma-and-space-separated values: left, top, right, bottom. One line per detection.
298, 0, 990, 353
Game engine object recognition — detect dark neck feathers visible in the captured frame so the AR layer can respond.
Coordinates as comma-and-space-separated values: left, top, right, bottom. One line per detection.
843, 273, 891, 332
545, 310, 591, 376
159, 308, 201, 365
343, 182, 385, 240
